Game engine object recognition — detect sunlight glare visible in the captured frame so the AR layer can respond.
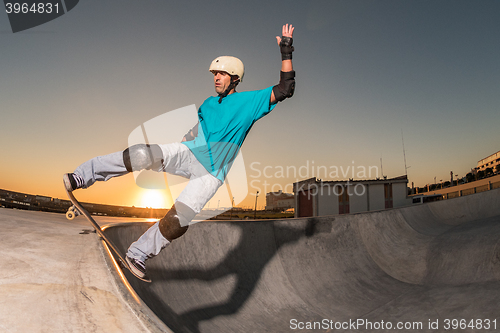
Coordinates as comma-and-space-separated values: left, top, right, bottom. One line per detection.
140, 190, 166, 209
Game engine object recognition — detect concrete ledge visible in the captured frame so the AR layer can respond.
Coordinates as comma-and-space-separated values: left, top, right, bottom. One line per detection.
99, 227, 173, 333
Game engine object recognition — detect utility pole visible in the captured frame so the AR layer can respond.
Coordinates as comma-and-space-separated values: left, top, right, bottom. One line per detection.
401, 129, 409, 176
380, 157, 384, 178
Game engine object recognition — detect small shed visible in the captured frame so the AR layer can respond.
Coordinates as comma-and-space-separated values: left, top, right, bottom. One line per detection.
293, 176, 410, 217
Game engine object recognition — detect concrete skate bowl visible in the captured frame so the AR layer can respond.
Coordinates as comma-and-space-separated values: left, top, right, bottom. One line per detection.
103, 188, 500, 333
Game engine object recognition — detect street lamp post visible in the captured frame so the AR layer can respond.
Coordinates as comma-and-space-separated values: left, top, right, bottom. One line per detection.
229, 196, 234, 220
254, 191, 259, 219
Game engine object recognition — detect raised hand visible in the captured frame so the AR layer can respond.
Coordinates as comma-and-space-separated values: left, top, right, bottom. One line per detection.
276, 23, 294, 45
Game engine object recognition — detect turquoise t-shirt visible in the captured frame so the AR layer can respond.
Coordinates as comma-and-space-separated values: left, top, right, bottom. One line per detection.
182, 86, 276, 181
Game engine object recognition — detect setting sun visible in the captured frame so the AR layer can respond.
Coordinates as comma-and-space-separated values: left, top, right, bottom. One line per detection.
140, 190, 169, 209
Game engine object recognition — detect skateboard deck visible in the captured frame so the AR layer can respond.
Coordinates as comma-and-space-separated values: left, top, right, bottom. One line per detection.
65, 188, 151, 283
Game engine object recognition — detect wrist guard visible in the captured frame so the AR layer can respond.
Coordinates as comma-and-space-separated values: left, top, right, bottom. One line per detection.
182, 122, 199, 141
272, 70, 295, 102
280, 36, 294, 60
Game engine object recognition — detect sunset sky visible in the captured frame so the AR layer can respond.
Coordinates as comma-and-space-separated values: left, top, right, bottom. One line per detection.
1, 0, 499, 209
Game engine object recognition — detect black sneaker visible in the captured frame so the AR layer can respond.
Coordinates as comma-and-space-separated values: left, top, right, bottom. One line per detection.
63, 173, 84, 192
126, 256, 147, 279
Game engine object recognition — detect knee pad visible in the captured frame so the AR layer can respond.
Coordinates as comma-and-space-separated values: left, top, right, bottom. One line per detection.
159, 202, 196, 241
123, 144, 163, 172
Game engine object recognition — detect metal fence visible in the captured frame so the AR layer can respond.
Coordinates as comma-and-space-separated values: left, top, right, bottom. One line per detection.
442, 180, 500, 200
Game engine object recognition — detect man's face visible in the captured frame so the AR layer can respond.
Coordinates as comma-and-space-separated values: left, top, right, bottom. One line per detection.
212, 70, 235, 94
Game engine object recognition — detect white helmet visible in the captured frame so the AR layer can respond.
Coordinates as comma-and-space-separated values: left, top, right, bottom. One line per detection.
209, 56, 244, 82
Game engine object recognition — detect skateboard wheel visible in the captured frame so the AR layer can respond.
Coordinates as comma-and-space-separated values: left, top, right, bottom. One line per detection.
66, 210, 75, 220
69, 205, 81, 216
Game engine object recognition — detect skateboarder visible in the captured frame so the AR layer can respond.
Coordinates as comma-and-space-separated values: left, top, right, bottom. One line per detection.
63, 24, 296, 280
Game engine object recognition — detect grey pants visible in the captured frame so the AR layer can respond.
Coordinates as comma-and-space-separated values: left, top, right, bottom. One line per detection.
74, 142, 222, 262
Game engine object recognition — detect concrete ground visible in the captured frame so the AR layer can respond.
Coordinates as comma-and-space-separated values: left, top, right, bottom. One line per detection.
0, 208, 152, 333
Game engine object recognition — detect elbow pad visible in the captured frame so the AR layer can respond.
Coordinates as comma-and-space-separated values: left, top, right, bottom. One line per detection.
272, 70, 295, 102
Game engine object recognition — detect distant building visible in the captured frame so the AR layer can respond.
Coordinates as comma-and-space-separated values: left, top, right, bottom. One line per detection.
35, 195, 51, 203
266, 191, 294, 211
293, 176, 410, 218
476, 150, 500, 173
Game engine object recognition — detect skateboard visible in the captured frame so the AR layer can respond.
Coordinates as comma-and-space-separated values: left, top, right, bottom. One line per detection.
64, 188, 151, 283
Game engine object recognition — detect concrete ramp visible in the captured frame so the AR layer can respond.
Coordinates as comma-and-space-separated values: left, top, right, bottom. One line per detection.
104, 188, 500, 333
